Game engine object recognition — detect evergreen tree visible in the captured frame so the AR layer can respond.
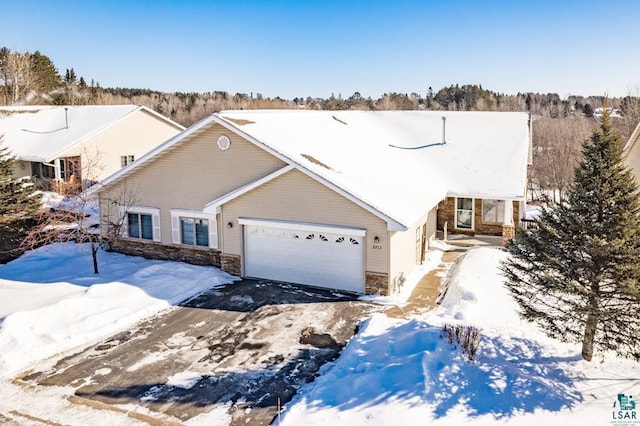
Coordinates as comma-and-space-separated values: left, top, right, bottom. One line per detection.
0, 139, 41, 224
502, 112, 640, 362
30, 51, 62, 93
583, 103, 594, 117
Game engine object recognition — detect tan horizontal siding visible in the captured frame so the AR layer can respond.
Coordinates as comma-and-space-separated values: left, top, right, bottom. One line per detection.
389, 207, 437, 292
222, 169, 389, 274
100, 123, 286, 245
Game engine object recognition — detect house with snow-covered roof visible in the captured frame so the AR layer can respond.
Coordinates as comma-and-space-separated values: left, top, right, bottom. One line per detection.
0, 105, 184, 191
89, 110, 531, 295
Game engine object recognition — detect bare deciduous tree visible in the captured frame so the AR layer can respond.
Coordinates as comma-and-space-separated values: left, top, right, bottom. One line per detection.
21, 183, 138, 274
21, 149, 136, 274
618, 87, 640, 143
3, 51, 31, 104
530, 117, 598, 203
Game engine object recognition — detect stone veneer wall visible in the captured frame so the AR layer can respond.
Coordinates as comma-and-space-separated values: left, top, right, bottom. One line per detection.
502, 224, 515, 245
109, 238, 221, 267
220, 254, 241, 276
365, 272, 389, 295
437, 197, 520, 236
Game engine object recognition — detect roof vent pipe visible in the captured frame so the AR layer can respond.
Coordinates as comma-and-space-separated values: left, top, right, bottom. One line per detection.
64, 107, 69, 129
442, 116, 446, 144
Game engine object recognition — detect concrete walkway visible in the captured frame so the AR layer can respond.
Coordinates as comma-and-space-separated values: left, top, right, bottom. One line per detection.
385, 248, 467, 318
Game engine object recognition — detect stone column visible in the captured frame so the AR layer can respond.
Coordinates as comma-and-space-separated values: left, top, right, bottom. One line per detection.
502, 199, 515, 245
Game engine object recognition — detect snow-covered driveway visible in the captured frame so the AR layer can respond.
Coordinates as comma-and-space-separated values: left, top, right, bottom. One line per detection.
19, 279, 375, 425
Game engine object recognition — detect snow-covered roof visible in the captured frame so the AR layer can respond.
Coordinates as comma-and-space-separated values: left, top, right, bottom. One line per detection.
0, 105, 183, 163
216, 110, 531, 227
91, 110, 531, 230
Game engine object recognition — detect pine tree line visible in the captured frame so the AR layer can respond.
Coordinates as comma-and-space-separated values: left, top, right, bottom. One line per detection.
2, 47, 639, 130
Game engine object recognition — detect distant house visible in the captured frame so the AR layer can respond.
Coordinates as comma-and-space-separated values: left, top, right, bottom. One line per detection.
0, 105, 184, 191
594, 107, 623, 118
89, 110, 531, 295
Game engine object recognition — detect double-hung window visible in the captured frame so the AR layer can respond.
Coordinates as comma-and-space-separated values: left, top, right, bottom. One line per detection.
170, 209, 218, 249
122, 206, 161, 242
128, 212, 153, 240
482, 199, 505, 223
121, 155, 135, 167
180, 217, 209, 247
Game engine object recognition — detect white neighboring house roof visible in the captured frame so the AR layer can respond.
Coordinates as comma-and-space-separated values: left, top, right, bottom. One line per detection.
90, 110, 531, 230
0, 105, 184, 163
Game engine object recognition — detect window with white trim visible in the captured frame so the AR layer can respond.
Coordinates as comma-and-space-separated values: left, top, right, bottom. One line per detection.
482, 199, 505, 223
455, 197, 473, 229
120, 155, 135, 167
121, 206, 161, 242
128, 212, 153, 240
170, 209, 218, 249
180, 217, 209, 247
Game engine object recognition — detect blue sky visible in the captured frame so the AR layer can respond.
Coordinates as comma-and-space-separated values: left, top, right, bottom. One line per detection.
2, 1, 639, 99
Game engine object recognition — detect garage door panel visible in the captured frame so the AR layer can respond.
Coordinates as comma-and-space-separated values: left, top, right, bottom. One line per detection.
244, 224, 364, 293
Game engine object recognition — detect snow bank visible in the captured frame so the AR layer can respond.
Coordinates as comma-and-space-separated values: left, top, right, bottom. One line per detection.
0, 242, 237, 378
281, 246, 640, 425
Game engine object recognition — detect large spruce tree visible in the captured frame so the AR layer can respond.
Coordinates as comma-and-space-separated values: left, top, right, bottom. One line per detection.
502, 112, 640, 362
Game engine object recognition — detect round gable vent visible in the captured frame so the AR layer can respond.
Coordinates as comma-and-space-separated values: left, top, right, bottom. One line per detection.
217, 135, 231, 151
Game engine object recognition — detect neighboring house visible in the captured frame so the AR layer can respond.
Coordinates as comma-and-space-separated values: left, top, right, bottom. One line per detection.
89, 110, 531, 295
594, 107, 623, 118
0, 105, 184, 190
623, 119, 640, 181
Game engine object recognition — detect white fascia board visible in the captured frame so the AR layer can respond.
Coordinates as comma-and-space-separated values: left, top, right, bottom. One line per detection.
446, 191, 526, 201
238, 217, 367, 237
137, 105, 186, 131
211, 116, 407, 232
203, 165, 294, 214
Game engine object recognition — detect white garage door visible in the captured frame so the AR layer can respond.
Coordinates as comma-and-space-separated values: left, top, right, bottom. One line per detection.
241, 219, 365, 293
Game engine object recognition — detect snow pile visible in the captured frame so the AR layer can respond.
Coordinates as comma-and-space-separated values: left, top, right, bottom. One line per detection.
525, 204, 542, 220
281, 247, 640, 425
0, 242, 236, 379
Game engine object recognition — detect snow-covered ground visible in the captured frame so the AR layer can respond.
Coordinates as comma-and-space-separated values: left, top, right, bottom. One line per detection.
1, 243, 638, 425
0, 242, 236, 379
280, 247, 640, 425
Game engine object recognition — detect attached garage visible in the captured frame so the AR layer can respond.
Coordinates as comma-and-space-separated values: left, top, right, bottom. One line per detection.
239, 218, 365, 293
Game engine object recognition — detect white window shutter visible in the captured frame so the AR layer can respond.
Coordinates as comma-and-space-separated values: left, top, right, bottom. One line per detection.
152, 212, 161, 242
208, 215, 218, 249
171, 214, 180, 244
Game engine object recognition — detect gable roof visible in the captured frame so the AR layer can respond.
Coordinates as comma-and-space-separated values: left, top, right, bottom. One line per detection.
90, 110, 531, 230
0, 105, 184, 163
216, 110, 531, 226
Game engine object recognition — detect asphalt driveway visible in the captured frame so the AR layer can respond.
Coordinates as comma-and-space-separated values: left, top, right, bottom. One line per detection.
22, 279, 379, 425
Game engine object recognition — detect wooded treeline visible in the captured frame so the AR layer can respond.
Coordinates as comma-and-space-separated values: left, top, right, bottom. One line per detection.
2, 48, 638, 127
2, 47, 640, 203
